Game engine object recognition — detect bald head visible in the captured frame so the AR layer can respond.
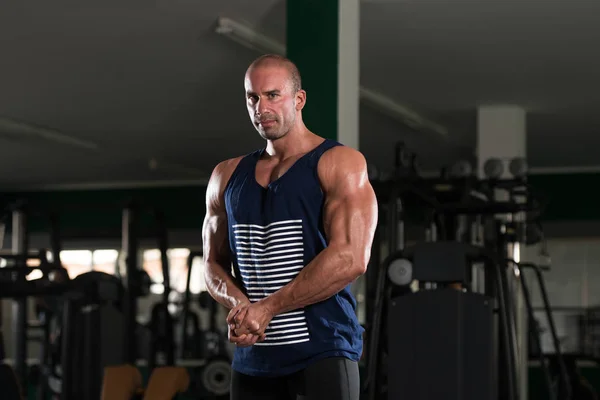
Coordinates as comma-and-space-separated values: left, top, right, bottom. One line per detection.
244, 54, 307, 141
246, 54, 302, 93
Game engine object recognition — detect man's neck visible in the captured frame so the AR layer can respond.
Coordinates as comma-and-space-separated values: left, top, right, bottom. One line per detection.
265, 126, 316, 160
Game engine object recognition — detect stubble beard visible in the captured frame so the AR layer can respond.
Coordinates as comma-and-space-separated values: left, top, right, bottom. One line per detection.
258, 121, 291, 141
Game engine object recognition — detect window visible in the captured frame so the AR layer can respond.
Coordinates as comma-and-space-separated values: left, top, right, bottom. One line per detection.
57, 249, 118, 279
60, 250, 93, 279
143, 248, 206, 294
189, 256, 207, 294
143, 248, 164, 293
92, 249, 118, 275
168, 248, 191, 293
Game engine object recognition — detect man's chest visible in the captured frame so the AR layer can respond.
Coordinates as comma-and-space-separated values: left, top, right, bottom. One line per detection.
254, 155, 305, 188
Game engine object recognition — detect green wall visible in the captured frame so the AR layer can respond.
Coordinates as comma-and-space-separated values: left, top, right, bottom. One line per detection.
1, 186, 207, 238
528, 173, 599, 222
0, 172, 597, 238
287, 0, 340, 140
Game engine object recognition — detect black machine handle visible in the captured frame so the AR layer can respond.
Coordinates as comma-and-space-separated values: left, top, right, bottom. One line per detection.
180, 251, 203, 358
0, 249, 50, 262
153, 208, 175, 368
509, 261, 555, 399
364, 250, 393, 400
511, 260, 572, 400
0, 264, 70, 298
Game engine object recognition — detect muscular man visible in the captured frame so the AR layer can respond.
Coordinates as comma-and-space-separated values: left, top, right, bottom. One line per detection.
202, 54, 378, 400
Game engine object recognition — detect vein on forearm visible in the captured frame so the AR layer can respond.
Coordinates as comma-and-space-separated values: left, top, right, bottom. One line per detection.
205, 262, 247, 309
203, 212, 248, 310
264, 244, 361, 315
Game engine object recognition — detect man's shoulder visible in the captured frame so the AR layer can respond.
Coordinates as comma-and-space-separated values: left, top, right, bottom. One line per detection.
209, 156, 243, 189
210, 148, 261, 189
316, 145, 369, 195
319, 144, 367, 173
214, 155, 245, 176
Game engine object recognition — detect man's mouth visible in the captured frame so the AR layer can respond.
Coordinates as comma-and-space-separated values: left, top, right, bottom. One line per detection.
259, 120, 276, 127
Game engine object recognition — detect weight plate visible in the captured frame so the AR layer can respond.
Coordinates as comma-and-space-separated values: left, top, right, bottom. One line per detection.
387, 258, 413, 286
201, 359, 231, 396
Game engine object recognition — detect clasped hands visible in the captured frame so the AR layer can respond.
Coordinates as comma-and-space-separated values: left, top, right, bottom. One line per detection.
226, 300, 274, 347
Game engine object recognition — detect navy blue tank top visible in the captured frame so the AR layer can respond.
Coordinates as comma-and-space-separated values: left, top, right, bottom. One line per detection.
223, 138, 364, 377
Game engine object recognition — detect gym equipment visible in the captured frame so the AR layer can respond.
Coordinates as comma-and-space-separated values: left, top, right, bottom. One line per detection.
364, 145, 551, 400
369, 242, 506, 400
0, 259, 70, 400
0, 364, 23, 400
180, 251, 232, 399
120, 202, 173, 367
101, 364, 143, 400
483, 157, 504, 179
179, 252, 216, 361
198, 296, 228, 362
6, 205, 33, 392
194, 356, 232, 398
9, 201, 169, 400
101, 365, 189, 400
121, 203, 143, 366
178, 308, 204, 360
0, 199, 178, 400
143, 366, 190, 400
0, 203, 68, 400
179, 251, 203, 360
0, 255, 70, 296
27, 270, 126, 400
54, 271, 127, 400
550, 355, 599, 400
146, 209, 175, 372
509, 157, 528, 178
52, 203, 171, 400
511, 261, 572, 399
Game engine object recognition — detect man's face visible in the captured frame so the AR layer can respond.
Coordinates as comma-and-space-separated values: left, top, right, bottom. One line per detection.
244, 65, 298, 141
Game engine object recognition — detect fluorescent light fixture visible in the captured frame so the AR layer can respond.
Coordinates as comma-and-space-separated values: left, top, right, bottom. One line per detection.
215, 17, 285, 55
215, 16, 448, 138
0, 116, 99, 150
359, 87, 448, 136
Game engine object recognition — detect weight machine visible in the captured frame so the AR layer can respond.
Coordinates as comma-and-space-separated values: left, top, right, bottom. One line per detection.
179, 251, 232, 399
0, 200, 177, 400
0, 202, 70, 399
363, 144, 571, 400
57, 201, 175, 400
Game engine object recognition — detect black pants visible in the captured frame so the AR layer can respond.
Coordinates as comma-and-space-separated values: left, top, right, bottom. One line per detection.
230, 357, 360, 400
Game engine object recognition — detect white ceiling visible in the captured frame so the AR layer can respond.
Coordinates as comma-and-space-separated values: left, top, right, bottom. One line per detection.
1, 0, 599, 189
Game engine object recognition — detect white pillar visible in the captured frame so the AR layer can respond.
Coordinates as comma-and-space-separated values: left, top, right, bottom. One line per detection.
287, 0, 360, 149
477, 104, 528, 400
477, 105, 526, 178
337, 0, 360, 150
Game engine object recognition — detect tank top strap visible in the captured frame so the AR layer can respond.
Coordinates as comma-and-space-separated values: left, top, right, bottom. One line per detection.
229, 148, 262, 179
304, 138, 343, 169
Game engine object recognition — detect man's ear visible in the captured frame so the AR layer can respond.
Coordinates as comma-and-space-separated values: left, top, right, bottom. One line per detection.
295, 90, 307, 111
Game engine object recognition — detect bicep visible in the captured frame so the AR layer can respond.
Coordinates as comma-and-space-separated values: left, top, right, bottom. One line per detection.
202, 208, 231, 266
323, 175, 378, 266
324, 184, 377, 246
202, 166, 232, 267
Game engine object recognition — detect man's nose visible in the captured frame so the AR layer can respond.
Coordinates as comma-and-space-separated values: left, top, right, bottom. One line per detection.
256, 98, 269, 114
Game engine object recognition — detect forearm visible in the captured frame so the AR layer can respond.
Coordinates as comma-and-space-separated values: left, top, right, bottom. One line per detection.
261, 245, 365, 315
204, 262, 249, 309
